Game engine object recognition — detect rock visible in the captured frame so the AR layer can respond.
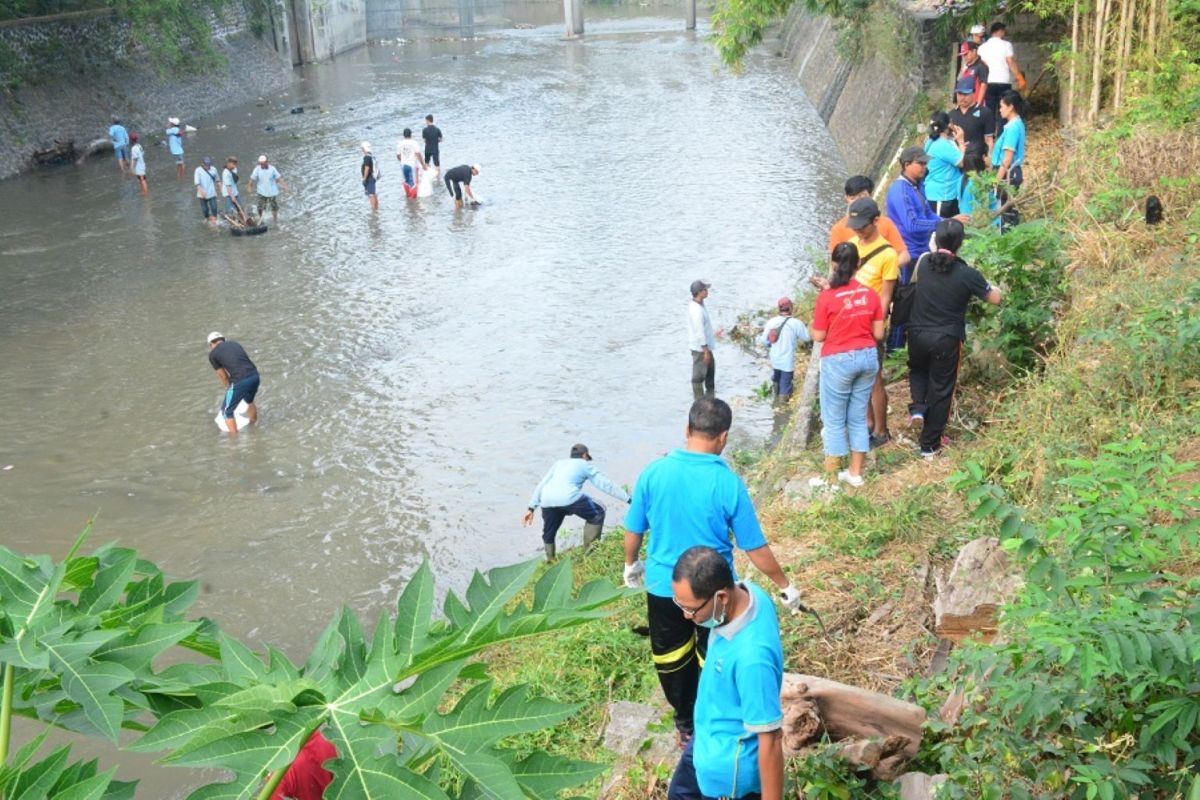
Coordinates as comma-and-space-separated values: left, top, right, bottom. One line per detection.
895, 772, 948, 800
603, 701, 663, 758
290, 106, 304, 114
933, 537, 1023, 643
782, 474, 837, 504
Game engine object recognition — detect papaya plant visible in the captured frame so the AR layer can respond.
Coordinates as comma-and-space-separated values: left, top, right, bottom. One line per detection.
0, 523, 625, 799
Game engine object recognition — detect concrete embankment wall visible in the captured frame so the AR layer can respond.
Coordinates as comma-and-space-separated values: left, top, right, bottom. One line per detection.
0, 6, 293, 180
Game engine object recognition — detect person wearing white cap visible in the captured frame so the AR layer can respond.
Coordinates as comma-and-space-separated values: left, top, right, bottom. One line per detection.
165, 117, 186, 178
248, 154, 288, 223
443, 163, 479, 210
206, 332, 260, 435
361, 142, 379, 211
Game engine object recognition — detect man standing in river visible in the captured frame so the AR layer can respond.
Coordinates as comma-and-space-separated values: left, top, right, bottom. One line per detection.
249, 154, 288, 224
422, 115, 443, 168
207, 332, 260, 435
687, 280, 716, 400
622, 397, 804, 746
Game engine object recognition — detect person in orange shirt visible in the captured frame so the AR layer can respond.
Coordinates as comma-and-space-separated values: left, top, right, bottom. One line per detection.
828, 176, 911, 274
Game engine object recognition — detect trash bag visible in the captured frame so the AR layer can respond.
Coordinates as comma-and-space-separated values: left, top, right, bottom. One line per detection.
417, 165, 436, 198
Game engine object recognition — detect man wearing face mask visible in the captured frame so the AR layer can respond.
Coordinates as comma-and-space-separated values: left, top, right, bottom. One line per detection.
666, 546, 784, 800
623, 397, 802, 747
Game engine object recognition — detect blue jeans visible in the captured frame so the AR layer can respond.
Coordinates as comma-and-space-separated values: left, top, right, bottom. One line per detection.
225, 196, 239, 214
402, 164, 415, 187
199, 197, 217, 219
819, 347, 878, 457
669, 739, 761, 800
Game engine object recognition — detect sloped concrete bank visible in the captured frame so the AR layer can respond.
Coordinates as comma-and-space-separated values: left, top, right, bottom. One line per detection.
0, 8, 293, 180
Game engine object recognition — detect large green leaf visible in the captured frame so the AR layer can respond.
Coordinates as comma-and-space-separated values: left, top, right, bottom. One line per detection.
505, 751, 607, 797
44, 629, 135, 741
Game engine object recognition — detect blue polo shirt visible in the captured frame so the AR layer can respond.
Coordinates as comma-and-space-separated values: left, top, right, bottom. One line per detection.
624, 449, 767, 598
694, 582, 784, 798
923, 137, 963, 202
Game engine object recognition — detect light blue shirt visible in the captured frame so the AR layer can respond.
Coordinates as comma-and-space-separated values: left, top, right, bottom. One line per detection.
528, 457, 629, 510
756, 315, 810, 372
251, 164, 282, 197
694, 581, 784, 798
923, 137, 964, 202
992, 116, 1026, 168
959, 175, 997, 216
108, 124, 129, 147
625, 450, 767, 598
193, 166, 217, 199
165, 126, 184, 156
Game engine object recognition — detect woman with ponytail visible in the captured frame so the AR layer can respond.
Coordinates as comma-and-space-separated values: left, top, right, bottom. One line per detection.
924, 111, 967, 218
992, 90, 1027, 190
907, 219, 1003, 457
810, 242, 886, 487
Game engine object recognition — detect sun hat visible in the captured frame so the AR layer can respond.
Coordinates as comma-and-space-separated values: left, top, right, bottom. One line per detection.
206, 331, 224, 344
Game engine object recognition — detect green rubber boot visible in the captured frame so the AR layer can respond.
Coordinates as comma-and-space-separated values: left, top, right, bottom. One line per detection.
583, 523, 603, 548
544, 542, 556, 561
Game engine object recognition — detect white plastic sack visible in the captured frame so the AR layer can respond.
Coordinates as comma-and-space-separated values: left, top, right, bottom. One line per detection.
417, 165, 436, 198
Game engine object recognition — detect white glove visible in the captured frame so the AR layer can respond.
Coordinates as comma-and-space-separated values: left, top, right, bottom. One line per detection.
623, 561, 645, 589
780, 583, 804, 614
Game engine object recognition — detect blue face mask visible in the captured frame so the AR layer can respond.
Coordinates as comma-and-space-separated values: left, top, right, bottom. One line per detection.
697, 593, 727, 630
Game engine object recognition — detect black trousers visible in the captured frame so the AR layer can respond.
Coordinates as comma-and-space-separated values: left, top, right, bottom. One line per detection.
907, 329, 962, 454
647, 593, 709, 735
933, 199, 960, 218
539, 496, 604, 544
985, 83, 1012, 133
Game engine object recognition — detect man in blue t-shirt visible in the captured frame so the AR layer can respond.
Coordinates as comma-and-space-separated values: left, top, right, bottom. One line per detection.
666, 546, 784, 800
108, 116, 130, 174
165, 116, 186, 178
623, 397, 803, 743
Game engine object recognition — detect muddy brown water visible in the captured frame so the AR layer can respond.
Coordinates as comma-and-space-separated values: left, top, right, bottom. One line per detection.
0, 13, 843, 793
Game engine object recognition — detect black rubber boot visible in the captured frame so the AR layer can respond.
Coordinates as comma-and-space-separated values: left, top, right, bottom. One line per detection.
583, 522, 603, 548
544, 542, 556, 561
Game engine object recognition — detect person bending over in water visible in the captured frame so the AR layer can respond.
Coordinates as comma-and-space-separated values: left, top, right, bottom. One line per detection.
444, 164, 479, 209
207, 332, 260, 435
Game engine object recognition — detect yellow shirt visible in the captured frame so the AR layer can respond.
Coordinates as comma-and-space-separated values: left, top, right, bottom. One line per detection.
848, 234, 900, 296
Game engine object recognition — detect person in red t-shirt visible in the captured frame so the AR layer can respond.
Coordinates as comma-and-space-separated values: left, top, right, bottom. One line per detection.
810, 242, 886, 489
270, 730, 337, 800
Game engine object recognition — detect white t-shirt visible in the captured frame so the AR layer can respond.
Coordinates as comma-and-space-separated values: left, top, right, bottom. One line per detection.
194, 166, 217, 198
396, 138, 419, 167
250, 164, 281, 197
978, 36, 1014, 84
131, 143, 145, 176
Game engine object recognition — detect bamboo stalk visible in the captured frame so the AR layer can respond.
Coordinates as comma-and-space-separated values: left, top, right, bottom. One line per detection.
1068, 0, 1080, 125
1112, 0, 1132, 111
1089, 0, 1112, 121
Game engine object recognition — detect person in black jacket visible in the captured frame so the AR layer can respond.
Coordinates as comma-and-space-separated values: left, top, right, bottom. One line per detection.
906, 220, 1002, 458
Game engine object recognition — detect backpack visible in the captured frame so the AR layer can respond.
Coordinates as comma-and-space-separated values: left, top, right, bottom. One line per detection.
890, 254, 925, 327
766, 317, 793, 344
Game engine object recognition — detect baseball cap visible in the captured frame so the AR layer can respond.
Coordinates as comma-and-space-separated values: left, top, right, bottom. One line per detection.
846, 197, 881, 230
900, 145, 931, 165
970, 23, 985, 34
777, 296, 794, 310
471, 163, 481, 173
690, 279, 711, 296
257, 154, 268, 163
955, 76, 977, 94
206, 331, 224, 343
202, 157, 213, 166
361, 141, 371, 152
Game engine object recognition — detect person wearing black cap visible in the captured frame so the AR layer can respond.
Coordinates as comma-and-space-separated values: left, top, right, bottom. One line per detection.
948, 76, 996, 162
687, 280, 716, 400
886, 146, 968, 264
523, 444, 631, 560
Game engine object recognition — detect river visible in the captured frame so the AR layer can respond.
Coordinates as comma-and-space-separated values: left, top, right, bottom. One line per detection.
0, 11, 843, 793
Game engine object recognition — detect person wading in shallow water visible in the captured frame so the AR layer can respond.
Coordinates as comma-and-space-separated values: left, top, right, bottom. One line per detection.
207, 332, 260, 435
523, 443, 631, 560
443, 164, 479, 209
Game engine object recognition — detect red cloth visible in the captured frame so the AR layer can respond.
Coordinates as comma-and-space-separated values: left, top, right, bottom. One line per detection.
811, 279, 884, 357
271, 731, 337, 800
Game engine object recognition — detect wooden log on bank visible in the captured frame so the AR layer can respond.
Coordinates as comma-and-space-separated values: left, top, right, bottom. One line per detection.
781, 673, 926, 757
933, 537, 1023, 643
32, 139, 76, 166
75, 137, 113, 164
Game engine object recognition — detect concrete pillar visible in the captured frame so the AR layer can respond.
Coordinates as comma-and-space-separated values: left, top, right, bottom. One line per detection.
563, 0, 583, 38
458, 0, 474, 39
685, 0, 695, 30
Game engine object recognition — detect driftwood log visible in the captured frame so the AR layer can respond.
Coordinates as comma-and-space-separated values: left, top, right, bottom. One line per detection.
782, 673, 926, 757
32, 139, 76, 166
74, 137, 113, 164
933, 537, 1023, 643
